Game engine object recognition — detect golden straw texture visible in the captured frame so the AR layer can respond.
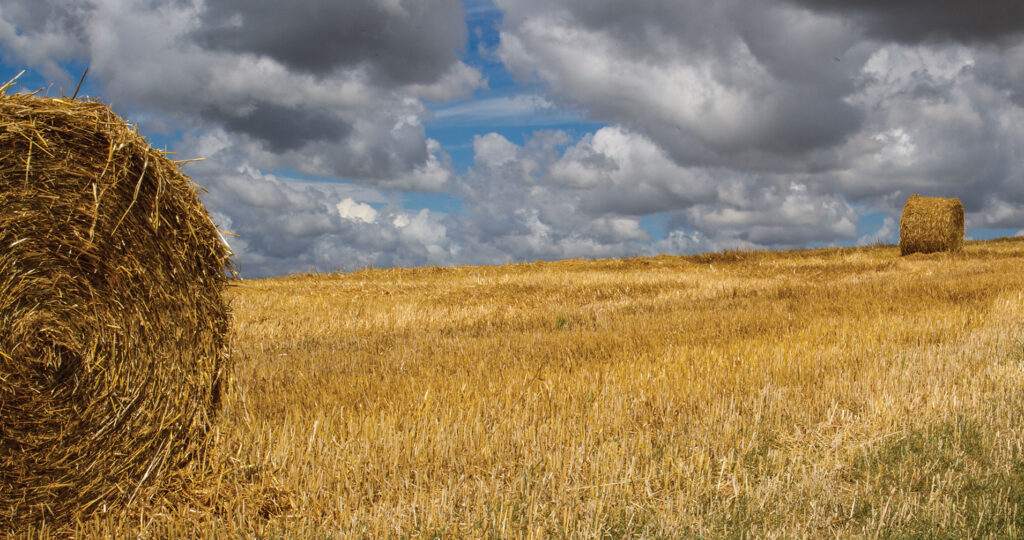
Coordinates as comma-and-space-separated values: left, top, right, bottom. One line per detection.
899, 193, 964, 255
0, 87, 231, 529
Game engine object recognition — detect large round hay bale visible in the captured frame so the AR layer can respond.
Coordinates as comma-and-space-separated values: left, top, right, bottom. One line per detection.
899, 193, 964, 255
0, 89, 231, 528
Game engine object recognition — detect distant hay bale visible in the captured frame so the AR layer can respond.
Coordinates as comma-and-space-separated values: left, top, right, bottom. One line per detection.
0, 88, 232, 527
899, 194, 964, 256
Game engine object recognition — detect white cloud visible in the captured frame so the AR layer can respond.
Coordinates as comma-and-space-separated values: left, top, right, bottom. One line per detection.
648, 229, 731, 257
435, 94, 551, 119
432, 94, 574, 126
970, 198, 1024, 229
858, 216, 898, 246
454, 128, 868, 265
392, 214, 411, 228
405, 62, 484, 102
336, 198, 379, 224
396, 209, 448, 247
473, 132, 519, 167
679, 182, 859, 247
548, 126, 717, 212
176, 130, 464, 277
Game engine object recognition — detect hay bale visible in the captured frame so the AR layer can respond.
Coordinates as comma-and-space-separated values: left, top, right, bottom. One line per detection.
0, 88, 231, 527
899, 193, 964, 255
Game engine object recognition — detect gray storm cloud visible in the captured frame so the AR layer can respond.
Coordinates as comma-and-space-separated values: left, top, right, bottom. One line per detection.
784, 0, 1024, 44
496, 0, 872, 166
495, 0, 1024, 217
0, 0, 478, 184
194, 0, 467, 84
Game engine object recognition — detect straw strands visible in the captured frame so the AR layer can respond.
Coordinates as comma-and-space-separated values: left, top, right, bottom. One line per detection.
0, 86, 232, 528
899, 194, 965, 255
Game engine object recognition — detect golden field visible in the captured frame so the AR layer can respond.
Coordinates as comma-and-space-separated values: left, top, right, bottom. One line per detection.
55, 238, 1024, 537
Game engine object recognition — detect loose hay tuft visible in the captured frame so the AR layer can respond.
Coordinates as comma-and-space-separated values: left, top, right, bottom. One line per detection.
0, 87, 232, 528
899, 194, 964, 256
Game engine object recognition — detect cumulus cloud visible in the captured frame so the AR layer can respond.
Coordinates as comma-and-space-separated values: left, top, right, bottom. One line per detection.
494, 0, 1024, 234
971, 198, 1024, 229
449, 129, 660, 263
4, 0, 1023, 276
188, 122, 874, 276
336, 198, 378, 224
0, 0, 479, 186
473, 132, 521, 167
858, 216, 898, 246
181, 129, 461, 277
496, 0, 870, 169
161, 117, 1017, 276
678, 183, 858, 247
832, 43, 1024, 216
450, 127, 865, 265
547, 127, 717, 213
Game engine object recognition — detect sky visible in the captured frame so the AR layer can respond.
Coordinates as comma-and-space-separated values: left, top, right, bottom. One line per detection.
2, 0, 1023, 277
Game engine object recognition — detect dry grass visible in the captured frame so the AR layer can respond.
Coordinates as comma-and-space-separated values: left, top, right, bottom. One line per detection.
29, 238, 1024, 538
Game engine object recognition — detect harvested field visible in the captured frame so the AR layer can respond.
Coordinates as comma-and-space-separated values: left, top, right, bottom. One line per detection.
21, 238, 1024, 537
